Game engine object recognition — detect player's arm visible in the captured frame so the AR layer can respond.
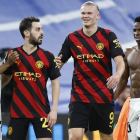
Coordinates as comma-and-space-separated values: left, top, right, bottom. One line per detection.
55, 54, 64, 69
0, 50, 19, 74
47, 78, 60, 128
107, 31, 125, 89
107, 55, 125, 89
114, 54, 129, 100
56, 35, 72, 69
2, 74, 13, 88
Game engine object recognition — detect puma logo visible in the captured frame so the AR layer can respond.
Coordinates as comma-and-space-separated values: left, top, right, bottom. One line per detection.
77, 45, 83, 50
15, 60, 21, 65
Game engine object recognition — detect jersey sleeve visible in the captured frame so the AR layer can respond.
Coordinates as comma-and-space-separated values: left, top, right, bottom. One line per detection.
58, 35, 72, 63
108, 31, 125, 58
48, 53, 61, 80
2, 51, 13, 75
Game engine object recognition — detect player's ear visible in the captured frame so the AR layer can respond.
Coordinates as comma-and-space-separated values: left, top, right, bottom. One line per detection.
24, 30, 30, 38
96, 13, 100, 20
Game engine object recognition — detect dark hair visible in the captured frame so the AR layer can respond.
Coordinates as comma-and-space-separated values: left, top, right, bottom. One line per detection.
135, 16, 140, 23
19, 16, 40, 38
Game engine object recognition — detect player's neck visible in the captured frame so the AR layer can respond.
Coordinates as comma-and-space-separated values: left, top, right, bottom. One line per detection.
83, 25, 98, 37
136, 45, 140, 51
23, 42, 38, 55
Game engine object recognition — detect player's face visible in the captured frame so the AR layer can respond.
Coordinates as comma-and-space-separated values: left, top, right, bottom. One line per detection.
81, 5, 100, 27
29, 22, 43, 45
133, 22, 140, 44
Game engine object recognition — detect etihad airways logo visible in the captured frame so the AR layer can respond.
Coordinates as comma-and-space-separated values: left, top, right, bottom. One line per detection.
77, 54, 104, 63
14, 72, 41, 81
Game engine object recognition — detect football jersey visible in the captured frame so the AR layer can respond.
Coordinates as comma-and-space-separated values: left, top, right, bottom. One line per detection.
59, 27, 124, 104
3, 46, 61, 118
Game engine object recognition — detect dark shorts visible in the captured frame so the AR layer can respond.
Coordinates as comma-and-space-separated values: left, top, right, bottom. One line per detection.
68, 101, 114, 134
7, 118, 52, 140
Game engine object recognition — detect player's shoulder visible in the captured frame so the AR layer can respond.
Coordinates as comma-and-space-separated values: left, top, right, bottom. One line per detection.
39, 47, 53, 55
98, 27, 111, 34
124, 47, 135, 56
68, 28, 83, 37
7, 46, 21, 54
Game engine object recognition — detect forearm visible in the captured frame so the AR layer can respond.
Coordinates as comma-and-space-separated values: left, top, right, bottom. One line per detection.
115, 59, 125, 78
114, 77, 128, 100
0, 62, 11, 74
2, 74, 12, 88
51, 78, 60, 111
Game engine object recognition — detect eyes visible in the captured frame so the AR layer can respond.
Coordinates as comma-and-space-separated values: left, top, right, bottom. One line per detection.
36, 27, 42, 31
133, 28, 140, 32
81, 12, 92, 15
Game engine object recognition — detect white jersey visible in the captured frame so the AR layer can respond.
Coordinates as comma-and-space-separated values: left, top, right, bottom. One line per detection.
128, 98, 140, 140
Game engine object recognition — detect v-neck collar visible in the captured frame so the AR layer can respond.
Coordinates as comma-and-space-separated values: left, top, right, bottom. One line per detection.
81, 27, 100, 38
21, 45, 39, 56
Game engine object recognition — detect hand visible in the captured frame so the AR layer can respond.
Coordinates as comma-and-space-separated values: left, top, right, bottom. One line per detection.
47, 110, 57, 128
55, 54, 63, 69
106, 73, 121, 89
7, 50, 19, 66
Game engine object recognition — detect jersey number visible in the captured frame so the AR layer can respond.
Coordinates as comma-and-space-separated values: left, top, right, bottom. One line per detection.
40, 118, 48, 128
109, 112, 114, 128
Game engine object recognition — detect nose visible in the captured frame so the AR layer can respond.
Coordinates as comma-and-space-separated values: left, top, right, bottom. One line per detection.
41, 30, 44, 35
135, 30, 140, 35
83, 14, 88, 18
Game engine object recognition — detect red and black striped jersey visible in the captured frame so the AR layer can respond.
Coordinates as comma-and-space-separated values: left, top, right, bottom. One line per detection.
3, 46, 61, 118
59, 27, 124, 104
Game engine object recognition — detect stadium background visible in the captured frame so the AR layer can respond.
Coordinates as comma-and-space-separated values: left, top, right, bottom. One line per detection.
0, 0, 139, 139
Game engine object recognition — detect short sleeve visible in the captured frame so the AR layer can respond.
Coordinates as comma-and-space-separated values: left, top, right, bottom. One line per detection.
2, 52, 12, 75
109, 31, 125, 59
58, 35, 72, 63
48, 53, 61, 80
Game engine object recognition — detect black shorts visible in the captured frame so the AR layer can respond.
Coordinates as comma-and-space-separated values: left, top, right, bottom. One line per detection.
68, 101, 114, 134
7, 118, 52, 140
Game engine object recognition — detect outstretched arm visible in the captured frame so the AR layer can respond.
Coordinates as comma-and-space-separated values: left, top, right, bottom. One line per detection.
107, 55, 125, 89
47, 78, 60, 128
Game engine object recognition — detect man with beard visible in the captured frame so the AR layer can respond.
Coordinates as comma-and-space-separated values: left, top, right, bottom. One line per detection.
2, 16, 61, 140
56, 1, 125, 140
114, 16, 140, 140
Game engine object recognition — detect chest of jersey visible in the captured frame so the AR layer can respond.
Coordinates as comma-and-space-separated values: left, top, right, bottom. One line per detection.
69, 35, 110, 65
13, 51, 50, 83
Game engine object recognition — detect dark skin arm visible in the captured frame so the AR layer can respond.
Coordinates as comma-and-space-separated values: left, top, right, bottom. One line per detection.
2, 74, 13, 89
114, 51, 130, 100
0, 50, 19, 74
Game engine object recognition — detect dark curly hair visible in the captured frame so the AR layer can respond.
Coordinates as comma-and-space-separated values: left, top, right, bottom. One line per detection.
135, 16, 140, 23
19, 16, 40, 38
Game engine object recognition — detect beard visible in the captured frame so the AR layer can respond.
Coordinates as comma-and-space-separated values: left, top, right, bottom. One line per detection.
29, 33, 42, 45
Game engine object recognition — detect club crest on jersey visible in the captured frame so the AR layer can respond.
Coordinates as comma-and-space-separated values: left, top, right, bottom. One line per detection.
8, 126, 13, 135
77, 45, 83, 50
35, 61, 44, 69
96, 43, 104, 50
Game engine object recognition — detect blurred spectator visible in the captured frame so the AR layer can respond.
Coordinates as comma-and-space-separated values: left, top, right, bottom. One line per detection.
114, 85, 130, 112
0, 47, 13, 113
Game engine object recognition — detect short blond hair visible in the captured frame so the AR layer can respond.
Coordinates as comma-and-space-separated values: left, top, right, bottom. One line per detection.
81, 1, 99, 11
